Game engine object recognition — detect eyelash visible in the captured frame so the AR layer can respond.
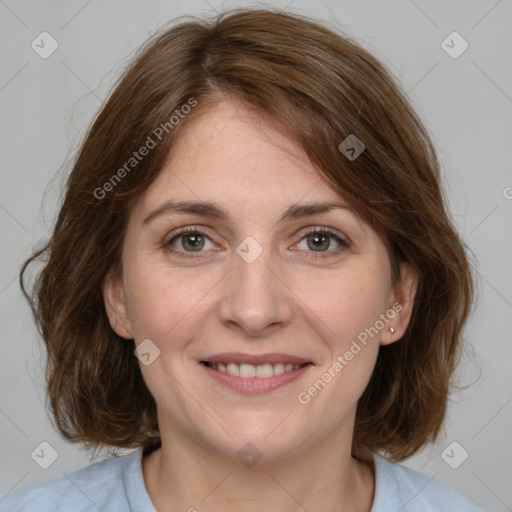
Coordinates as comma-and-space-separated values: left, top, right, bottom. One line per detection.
163, 225, 349, 261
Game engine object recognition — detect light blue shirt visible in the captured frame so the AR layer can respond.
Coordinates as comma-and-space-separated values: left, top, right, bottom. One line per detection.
0, 449, 487, 511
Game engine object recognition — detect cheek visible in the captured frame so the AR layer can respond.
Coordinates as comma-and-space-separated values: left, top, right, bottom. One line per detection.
295, 261, 391, 350
295, 267, 389, 409
123, 260, 220, 344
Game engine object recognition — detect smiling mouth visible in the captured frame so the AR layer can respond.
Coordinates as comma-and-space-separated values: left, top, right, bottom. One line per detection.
201, 361, 310, 378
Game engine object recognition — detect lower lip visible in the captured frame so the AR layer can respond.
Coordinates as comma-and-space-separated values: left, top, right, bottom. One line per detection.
202, 363, 312, 395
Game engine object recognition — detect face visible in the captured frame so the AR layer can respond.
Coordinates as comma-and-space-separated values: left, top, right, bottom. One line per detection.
104, 100, 416, 462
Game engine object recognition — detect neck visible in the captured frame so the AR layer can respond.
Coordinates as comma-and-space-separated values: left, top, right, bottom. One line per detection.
142, 421, 375, 512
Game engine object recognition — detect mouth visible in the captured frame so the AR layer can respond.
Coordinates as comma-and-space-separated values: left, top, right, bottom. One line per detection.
202, 361, 308, 378
200, 353, 313, 394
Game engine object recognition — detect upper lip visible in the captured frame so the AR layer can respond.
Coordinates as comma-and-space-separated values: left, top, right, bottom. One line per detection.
201, 353, 312, 365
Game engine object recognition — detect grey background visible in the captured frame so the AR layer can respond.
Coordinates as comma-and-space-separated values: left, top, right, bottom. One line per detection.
1, 0, 511, 510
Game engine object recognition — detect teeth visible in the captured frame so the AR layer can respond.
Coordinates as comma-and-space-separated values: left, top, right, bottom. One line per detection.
273, 363, 284, 375
240, 363, 256, 378
256, 363, 273, 378
209, 362, 305, 378
226, 362, 239, 376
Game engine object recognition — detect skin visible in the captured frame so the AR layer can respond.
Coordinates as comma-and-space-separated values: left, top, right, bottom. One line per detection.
103, 99, 417, 512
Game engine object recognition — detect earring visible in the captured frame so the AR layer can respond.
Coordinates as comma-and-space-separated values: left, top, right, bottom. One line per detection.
389, 327, 395, 334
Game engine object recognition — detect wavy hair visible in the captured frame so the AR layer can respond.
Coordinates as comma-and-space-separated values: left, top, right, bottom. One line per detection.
20, 8, 475, 463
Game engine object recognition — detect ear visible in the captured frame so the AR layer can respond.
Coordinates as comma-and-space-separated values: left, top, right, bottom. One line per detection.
380, 262, 418, 346
102, 270, 133, 339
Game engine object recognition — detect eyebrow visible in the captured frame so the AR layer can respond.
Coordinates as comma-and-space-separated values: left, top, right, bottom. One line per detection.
142, 199, 355, 226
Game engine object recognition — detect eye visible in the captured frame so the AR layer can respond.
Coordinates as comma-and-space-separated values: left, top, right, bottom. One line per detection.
293, 227, 349, 259
163, 225, 349, 260
163, 226, 217, 257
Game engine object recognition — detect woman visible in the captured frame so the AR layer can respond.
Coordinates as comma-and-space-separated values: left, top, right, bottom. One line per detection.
2, 8, 486, 511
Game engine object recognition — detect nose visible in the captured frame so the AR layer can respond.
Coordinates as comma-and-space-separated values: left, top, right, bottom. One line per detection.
218, 242, 293, 338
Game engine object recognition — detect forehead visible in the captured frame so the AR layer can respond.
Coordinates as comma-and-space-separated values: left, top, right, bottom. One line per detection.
135, 100, 348, 218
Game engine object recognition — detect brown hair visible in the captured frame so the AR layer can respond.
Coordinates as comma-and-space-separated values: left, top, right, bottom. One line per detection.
21, 7, 475, 462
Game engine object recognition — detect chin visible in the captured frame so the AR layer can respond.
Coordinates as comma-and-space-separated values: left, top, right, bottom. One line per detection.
195, 409, 323, 465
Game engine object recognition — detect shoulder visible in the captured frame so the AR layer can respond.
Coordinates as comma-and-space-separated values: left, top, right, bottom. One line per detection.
0, 450, 145, 512
372, 454, 488, 512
